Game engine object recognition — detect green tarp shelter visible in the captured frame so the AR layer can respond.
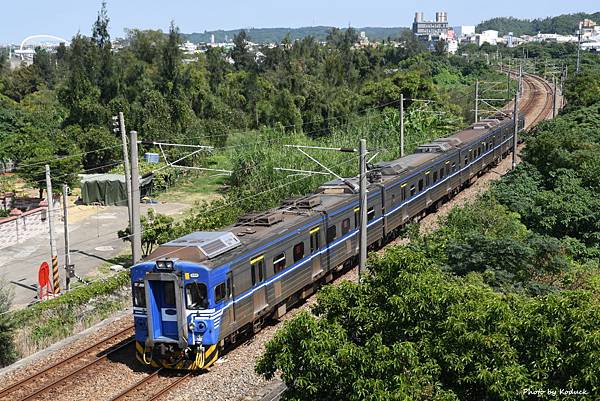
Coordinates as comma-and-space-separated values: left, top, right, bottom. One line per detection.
80, 174, 128, 206
80, 173, 154, 206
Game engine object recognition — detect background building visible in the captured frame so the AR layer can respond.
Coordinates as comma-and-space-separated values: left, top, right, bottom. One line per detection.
412, 11, 449, 38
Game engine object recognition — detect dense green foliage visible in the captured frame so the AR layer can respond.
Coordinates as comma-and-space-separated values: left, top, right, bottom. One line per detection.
477, 12, 600, 36
258, 246, 599, 400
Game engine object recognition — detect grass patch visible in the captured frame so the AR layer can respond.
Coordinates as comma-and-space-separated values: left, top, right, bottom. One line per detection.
157, 171, 226, 205
11, 271, 132, 358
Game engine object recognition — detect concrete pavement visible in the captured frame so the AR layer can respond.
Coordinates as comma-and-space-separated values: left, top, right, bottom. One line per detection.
1, 202, 189, 307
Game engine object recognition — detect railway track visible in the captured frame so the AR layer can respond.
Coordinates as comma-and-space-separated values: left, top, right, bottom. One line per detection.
109, 369, 192, 401
0, 325, 135, 401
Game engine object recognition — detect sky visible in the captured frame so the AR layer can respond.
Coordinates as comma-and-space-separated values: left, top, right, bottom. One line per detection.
1, 0, 599, 44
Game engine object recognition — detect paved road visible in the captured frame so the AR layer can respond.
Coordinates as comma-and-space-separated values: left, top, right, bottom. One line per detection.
1, 202, 189, 307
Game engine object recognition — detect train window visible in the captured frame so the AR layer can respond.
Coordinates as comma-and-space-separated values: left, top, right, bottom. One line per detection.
464, 156, 469, 167
186, 283, 208, 309
410, 184, 416, 197
425, 174, 430, 187
163, 282, 176, 307
273, 253, 286, 274
367, 207, 375, 221
251, 256, 265, 286
418, 179, 424, 192
433, 171, 438, 183
293, 242, 305, 262
215, 282, 226, 303
310, 228, 321, 253
440, 168, 444, 179
451, 162, 456, 172
326, 226, 337, 244
341, 218, 351, 235
401, 186, 407, 201
354, 208, 360, 228
133, 282, 146, 307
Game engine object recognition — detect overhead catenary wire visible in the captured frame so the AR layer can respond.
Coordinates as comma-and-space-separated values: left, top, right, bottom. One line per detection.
10, 157, 359, 268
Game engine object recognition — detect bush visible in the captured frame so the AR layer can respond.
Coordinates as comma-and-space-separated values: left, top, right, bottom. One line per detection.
257, 247, 600, 400
0, 282, 17, 366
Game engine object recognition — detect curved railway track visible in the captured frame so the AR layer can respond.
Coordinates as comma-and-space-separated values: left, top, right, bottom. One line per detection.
0, 325, 135, 401
0, 73, 556, 401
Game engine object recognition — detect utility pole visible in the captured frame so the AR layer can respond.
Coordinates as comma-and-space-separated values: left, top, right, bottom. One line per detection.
553, 76, 558, 118
512, 87, 520, 170
129, 130, 142, 264
475, 80, 480, 121
576, 22, 582, 74
399, 93, 405, 157
507, 62, 511, 100
62, 184, 71, 291
358, 139, 367, 280
45, 165, 60, 295
519, 62, 523, 98
115, 112, 133, 227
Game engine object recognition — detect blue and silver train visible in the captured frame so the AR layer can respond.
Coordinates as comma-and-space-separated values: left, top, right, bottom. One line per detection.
131, 113, 525, 370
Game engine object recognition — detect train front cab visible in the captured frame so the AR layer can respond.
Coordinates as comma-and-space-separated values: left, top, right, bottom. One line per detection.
132, 260, 223, 370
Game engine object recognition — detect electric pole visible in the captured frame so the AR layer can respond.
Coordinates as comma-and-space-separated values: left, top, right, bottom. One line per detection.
62, 184, 71, 291
507, 62, 511, 100
519, 62, 523, 98
115, 112, 133, 226
576, 22, 582, 74
474, 80, 479, 123
130, 130, 142, 264
400, 94, 405, 157
358, 139, 367, 280
553, 76, 558, 118
45, 165, 60, 295
512, 87, 520, 170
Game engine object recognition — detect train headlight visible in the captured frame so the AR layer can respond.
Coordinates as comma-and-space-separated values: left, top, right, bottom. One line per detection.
188, 322, 196, 332
155, 260, 174, 271
197, 321, 207, 334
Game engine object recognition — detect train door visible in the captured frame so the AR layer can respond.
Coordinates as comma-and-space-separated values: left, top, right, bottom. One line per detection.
425, 171, 432, 207
310, 227, 322, 277
147, 279, 178, 340
250, 256, 267, 314
226, 272, 235, 324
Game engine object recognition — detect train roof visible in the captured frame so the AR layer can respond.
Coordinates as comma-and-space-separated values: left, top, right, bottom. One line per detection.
148, 189, 356, 269
146, 116, 513, 269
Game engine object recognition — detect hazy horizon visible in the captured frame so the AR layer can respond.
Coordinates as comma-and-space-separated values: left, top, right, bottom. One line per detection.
1, 0, 598, 44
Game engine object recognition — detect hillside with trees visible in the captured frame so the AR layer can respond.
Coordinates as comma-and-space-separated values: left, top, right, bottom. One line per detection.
183, 26, 408, 44
477, 12, 600, 36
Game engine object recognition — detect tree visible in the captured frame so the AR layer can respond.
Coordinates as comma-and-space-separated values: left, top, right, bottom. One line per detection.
92, 0, 117, 103
3, 65, 44, 102
160, 21, 182, 93
58, 34, 105, 127
33, 48, 55, 87
231, 30, 256, 71
118, 209, 175, 256
15, 137, 81, 197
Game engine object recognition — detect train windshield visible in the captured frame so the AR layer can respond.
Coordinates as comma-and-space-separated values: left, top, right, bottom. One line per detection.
185, 282, 209, 309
